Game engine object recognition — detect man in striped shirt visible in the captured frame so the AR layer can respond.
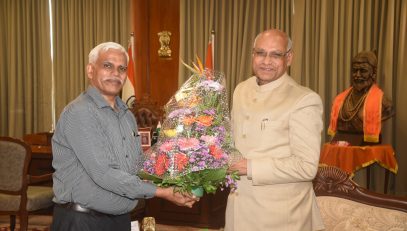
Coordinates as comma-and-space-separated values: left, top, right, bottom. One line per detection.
51, 42, 197, 231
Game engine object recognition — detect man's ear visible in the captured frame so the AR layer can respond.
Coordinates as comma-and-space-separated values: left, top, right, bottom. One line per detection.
287, 51, 293, 66
86, 64, 94, 79
372, 71, 377, 82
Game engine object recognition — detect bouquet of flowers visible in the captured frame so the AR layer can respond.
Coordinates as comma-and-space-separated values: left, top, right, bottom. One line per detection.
138, 59, 241, 197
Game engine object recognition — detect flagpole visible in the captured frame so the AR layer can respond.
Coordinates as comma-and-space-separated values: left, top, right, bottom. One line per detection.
129, 32, 135, 103
49, 0, 55, 132
130, 32, 135, 60
211, 30, 215, 70
122, 32, 136, 104
205, 30, 215, 70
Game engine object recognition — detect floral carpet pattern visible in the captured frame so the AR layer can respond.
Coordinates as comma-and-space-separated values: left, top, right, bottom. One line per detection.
0, 215, 222, 231
0, 215, 51, 231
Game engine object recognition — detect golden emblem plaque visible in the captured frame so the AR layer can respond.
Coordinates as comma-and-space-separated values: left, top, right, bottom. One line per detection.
158, 31, 172, 57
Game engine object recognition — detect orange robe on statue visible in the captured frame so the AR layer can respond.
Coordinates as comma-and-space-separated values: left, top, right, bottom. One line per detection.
328, 84, 383, 143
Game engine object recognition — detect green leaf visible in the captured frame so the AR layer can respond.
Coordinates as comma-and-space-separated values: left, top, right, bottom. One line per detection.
138, 171, 163, 184
201, 168, 227, 181
138, 168, 231, 195
202, 184, 217, 194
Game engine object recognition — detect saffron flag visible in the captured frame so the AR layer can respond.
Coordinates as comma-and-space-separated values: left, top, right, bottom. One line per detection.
122, 33, 136, 103
205, 31, 214, 70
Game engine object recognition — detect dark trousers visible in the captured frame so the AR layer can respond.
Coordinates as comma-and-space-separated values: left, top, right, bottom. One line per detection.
51, 204, 131, 231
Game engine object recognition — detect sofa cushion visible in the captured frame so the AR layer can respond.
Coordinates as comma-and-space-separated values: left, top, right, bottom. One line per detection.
317, 196, 407, 231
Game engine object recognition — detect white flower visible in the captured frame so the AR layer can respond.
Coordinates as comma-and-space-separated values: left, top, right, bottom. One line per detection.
176, 124, 184, 133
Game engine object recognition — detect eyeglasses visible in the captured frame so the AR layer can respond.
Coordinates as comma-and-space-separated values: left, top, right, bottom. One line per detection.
101, 62, 128, 74
253, 48, 291, 60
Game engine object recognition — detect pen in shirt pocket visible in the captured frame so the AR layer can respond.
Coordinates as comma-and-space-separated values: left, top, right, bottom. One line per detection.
261, 118, 269, 131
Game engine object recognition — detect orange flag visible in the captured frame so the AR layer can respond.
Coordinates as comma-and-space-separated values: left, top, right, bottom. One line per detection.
122, 33, 136, 102
205, 31, 214, 70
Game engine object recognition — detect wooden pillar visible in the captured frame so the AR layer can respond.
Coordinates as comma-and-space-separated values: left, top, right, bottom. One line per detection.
132, 0, 180, 107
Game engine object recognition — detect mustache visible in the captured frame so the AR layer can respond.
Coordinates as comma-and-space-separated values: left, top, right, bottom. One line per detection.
353, 77, 372, 83
260, 63, 277, 69
102, 77, 124, 85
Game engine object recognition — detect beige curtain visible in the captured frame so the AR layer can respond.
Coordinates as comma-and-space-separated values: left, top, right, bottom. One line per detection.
179, 0, 292, 103
180, 0, 407, 196
292, 0, 407, 196
52, 0, 131, 119
0, 0, 52, 138
1, 0, 131, 136
394, 0, 407, 197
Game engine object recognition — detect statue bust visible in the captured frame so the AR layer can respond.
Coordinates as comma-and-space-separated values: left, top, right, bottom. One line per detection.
328, 51, 394, 146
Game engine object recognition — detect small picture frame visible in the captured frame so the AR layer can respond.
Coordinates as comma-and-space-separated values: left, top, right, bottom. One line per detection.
138, 127, 152, 147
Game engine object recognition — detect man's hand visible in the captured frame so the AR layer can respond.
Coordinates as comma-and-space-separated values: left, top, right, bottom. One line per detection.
228, 158, 248, 175
155, 187, 199, 208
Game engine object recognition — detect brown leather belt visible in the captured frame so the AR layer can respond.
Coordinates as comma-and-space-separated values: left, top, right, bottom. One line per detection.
57, 202, 114, 217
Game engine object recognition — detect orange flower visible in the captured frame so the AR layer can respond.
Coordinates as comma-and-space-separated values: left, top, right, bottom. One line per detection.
155, 154, 170, 176
174, 153, 189, 171
196, 115, 214, 127
188, 95, 201, 107
179, 95, 201, 107
209, 145, 223, 159
183, 116, 196, 126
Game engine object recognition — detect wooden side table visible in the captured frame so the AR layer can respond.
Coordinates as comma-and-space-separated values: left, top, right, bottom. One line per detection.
319, 143, 398, 193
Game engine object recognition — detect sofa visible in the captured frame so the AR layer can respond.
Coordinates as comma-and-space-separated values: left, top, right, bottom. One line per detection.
313, 166, 407, 231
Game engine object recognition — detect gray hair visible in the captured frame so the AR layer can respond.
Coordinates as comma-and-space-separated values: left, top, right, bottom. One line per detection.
88, 42, 129, 64
286, 38, 293, 51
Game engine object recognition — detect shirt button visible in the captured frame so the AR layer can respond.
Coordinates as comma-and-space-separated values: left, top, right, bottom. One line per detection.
122, 137, 126, 140
242, 134, 246, 138
245, 115, 250, 120
126, 155, 129, 158
253, 98, 257, 102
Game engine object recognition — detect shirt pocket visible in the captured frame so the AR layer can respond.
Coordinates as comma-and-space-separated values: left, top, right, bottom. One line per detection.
260, 119, 289, 146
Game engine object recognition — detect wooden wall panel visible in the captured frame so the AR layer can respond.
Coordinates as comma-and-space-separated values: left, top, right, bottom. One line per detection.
131, 2, 229, 228
133, 0, 179, 107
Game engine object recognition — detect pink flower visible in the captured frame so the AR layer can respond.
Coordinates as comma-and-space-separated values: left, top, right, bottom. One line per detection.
200, 135, 217, 145
178, 138, 200, 151
159, 141, 175, 152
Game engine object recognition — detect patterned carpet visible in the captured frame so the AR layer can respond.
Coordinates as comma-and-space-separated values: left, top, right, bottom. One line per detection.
0, 215, 222, 231
0, 228, 49, 231
0, 215, 51, 231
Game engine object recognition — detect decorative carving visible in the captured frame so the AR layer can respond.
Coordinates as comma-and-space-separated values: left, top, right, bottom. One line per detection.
129, 94, 164, 130
313, 166, 407, 212
313, 166, 355, 194
157, 31, 172, 57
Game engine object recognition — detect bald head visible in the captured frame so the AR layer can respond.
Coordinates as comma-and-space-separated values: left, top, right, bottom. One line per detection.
251, 29, 293, 85
253, 29, 292, 51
